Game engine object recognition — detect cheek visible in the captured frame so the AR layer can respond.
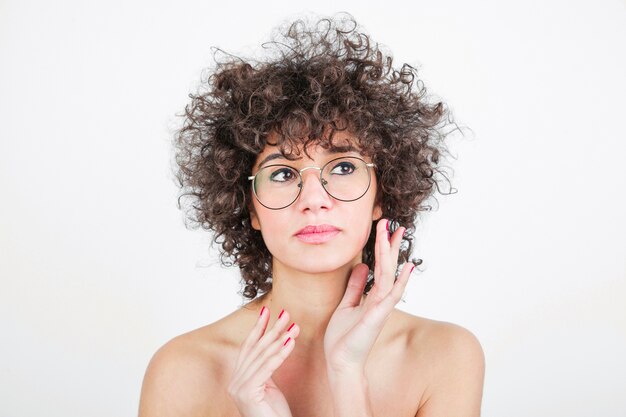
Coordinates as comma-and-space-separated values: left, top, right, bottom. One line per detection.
356, 215, 375, 249
349, 201, 377, 247
254, 213, 285, 254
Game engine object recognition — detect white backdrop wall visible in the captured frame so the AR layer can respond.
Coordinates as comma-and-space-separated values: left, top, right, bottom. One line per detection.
1, 0, 625, 416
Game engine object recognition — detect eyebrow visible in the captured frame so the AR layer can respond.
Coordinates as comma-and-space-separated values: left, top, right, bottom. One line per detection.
256, 145, 361, 169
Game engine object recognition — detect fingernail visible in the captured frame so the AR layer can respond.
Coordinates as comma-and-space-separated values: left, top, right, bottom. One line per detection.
386, 219, 390, 231
283, 337, 292, 347
259, 306, 266, 317
287, 322, 295, 331
410, 265, 415, 273
278, 308, 285, 319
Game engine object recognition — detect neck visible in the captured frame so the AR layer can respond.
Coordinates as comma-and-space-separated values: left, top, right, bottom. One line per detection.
256, 257, 362, 352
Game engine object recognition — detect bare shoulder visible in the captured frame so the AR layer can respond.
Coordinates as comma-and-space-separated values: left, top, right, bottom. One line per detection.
403, 312, 484, 363
138, 308, 253, 417
394, 310, 485, 417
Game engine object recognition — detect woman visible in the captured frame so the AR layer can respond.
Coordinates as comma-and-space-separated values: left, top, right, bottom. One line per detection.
139, 15, 485, 417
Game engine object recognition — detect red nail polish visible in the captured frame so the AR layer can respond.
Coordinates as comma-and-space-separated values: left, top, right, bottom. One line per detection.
283, 337, 291, 347
278, 309, 285, 319
386, 219, 390, 231
259, 306, 266, 317
288, 322, 295, 331
410, 265, 415, 273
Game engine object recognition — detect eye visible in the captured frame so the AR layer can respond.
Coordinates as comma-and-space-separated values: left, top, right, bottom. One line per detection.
329, 161, 356, 175
269, 167, 297, 182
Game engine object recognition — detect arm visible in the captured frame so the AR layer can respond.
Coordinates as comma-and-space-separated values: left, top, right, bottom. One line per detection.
325, 323, 485, 417
323, 219, 412, 417
416, 325, 485, 417
326, 370, 375, 417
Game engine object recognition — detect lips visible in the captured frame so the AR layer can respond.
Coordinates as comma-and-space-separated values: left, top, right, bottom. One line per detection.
295, 224, 340, 235
295, 224, 341, 244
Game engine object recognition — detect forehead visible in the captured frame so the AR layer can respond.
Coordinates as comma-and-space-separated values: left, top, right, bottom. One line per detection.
254, 131, 364, 166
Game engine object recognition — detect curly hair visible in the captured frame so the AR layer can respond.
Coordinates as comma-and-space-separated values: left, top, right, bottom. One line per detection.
173, 14, 457, 300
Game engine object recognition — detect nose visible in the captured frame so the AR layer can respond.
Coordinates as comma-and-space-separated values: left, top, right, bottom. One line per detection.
294, 167, 333, 211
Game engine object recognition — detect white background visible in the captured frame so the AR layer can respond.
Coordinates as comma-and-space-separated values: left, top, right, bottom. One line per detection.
1, 0, 625, 416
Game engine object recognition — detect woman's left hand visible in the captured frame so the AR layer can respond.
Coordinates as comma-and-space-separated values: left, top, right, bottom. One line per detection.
323, 218, 414, 376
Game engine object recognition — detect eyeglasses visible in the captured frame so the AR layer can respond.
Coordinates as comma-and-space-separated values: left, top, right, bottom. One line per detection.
248, 156, 376, 210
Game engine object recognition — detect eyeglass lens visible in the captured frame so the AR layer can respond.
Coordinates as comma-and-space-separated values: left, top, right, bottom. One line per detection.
252, 157, 371, 209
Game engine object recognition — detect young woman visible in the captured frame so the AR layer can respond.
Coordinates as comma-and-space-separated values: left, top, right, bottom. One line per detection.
139, 15, 485, 417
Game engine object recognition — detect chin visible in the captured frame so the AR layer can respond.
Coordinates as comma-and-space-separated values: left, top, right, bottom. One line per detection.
268, 233, 369, 274
281, 250, 362, 274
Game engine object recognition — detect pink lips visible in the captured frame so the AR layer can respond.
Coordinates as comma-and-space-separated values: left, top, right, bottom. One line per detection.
295, 224, 340, 244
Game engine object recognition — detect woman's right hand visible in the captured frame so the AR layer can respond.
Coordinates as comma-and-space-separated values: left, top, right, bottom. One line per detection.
227, 307, 300, 417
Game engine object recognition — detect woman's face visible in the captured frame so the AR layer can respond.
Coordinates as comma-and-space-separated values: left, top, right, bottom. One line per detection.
249, 132, 382, 275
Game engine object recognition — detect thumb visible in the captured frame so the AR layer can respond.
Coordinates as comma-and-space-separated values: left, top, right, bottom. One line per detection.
338, 263, 370, 309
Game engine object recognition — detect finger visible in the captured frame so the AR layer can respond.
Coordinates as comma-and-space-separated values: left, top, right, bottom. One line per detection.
337, 263, 369, 309
389, 224, 405, 254
388, 225, 406, 275
230, 323, 298, 397
375, 262, 414, 317
378, 221, 406, 295
235, 306, 270, 369
373, 219, 382, 281
374, 218, 390, 285
370, 218, 394, 300
392, 261, 413, 300
238, 309, 292, 373
240, 336, 296, 397
239, 321, 300, 386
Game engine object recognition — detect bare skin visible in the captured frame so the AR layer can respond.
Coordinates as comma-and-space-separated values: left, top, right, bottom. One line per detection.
138, 297, 484, 417
139, 134, 485, 416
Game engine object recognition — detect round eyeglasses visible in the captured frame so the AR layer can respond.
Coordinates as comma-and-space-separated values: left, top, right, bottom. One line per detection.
248, 156, 376, 210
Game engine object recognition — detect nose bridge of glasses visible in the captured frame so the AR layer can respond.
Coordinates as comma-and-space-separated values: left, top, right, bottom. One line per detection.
298, 165, 328, 188
299, 165, 322, 175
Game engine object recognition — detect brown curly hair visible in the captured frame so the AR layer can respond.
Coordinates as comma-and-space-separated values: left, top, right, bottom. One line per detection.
173, 14, 458, 300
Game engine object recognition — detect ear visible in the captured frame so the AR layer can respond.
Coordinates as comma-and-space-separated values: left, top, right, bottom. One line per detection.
249, 206, 261, 230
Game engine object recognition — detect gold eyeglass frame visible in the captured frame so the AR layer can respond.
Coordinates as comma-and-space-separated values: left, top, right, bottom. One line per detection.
247, 156, 376, 210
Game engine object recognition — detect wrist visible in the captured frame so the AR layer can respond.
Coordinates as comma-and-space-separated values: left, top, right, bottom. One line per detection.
326, 366, 367, 386
326, 370, 373, 417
